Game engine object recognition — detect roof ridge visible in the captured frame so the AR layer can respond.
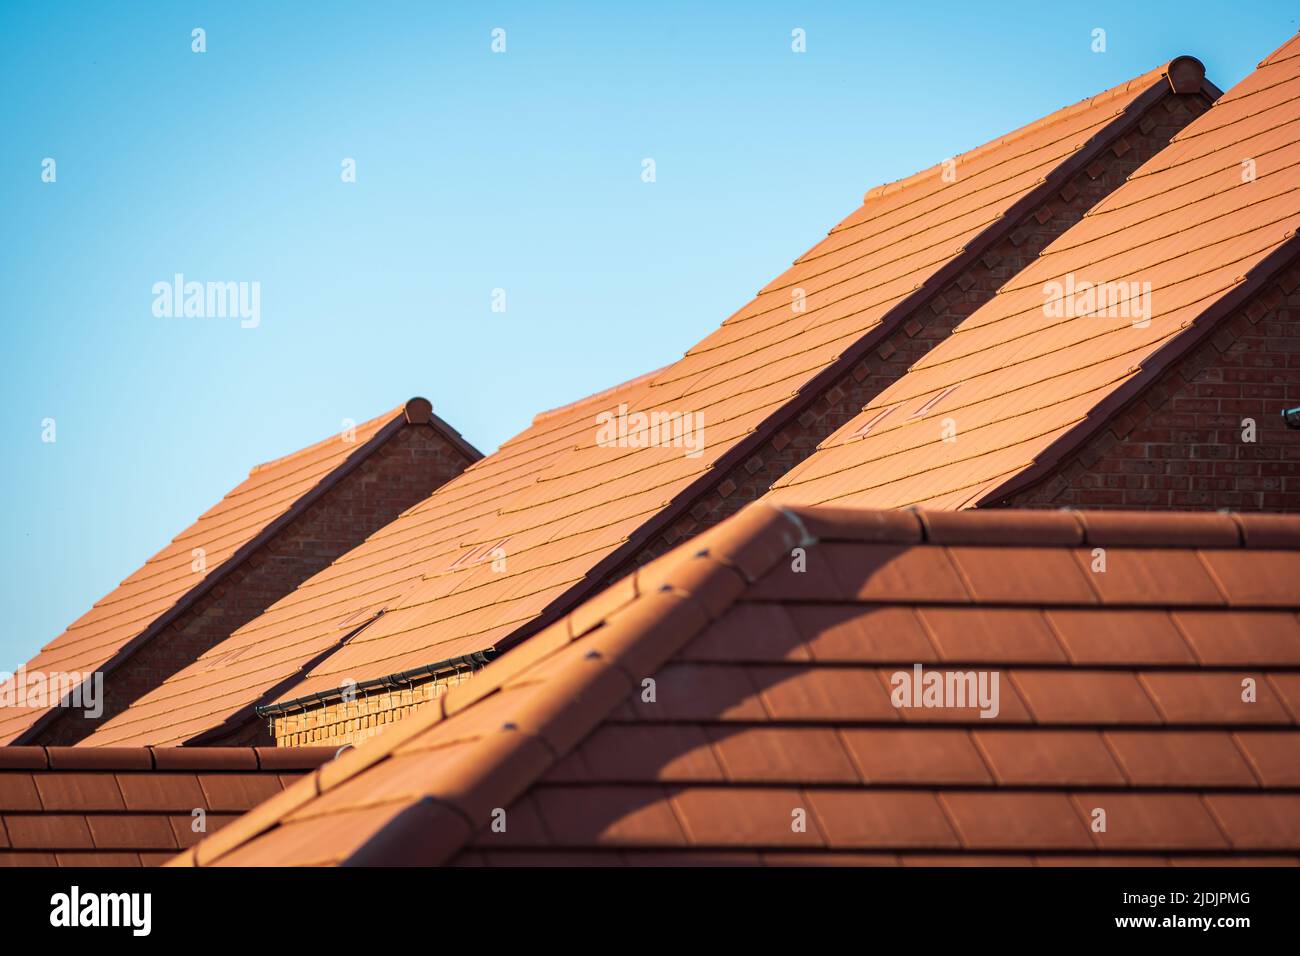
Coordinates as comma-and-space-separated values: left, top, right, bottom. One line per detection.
530, 367, 668, 426
248, 397, 482, 477
170, 502, 811, 866
247, 404, 404, 475
0, 744, 337, 772
861, 57, 1203, 206
1259, 29, 1300, 68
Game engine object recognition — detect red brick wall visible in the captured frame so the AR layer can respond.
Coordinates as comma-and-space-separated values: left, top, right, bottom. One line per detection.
616, 90, 1213, 573
1001, 258, 1300, 511
34, 425, 475, 745
270, 670, 472, 747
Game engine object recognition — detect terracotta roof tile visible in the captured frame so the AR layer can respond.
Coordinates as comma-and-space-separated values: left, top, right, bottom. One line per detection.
629, 663, 767, 722
213, 801, 460, 867
0, 747, 331, 866
918, 607, 1064, 663
568, 725, 725, 783
1077, 510, 1241, 547
1204, 794, 1300, 848
796, 605, 936, 663
672, 787, 820, 848
1172, 610, 1300, 664
32, 774, 125, 812
769, 34, 1300, 512
169, 814, 240, 849
1011, 671, 1162, 724
840, 728, 994, 785
750, 665, 899, 722
1104, 730, 1257, 787
683, 603, 810, 663
84, 814, 177, 851
1233, 730, 1300, 786
947, 547, 1097, 604
1140, 671, 1293, 723
1046, 609, 1195, 664
1236, 513, 1300, 548
3, 815, 93, 850
1267, 673, 1300, 719
890, 668, 1033, 728
921, 509, 1084, 546
706, 727, 861, 784
1072, 793, 1229, 850
47, 748, 154, 771
0, 775, 41, 812
972, 730, 1126, 786
1197, 550, 1300, 606
535, 786, 688, 847
86, 59, 1215, 746
1076, 549, 1227, 605
941, 792, 1094, 850
113, 773, 207, 812
181, 503, 1300, 865
467, 796, 552, 849
809, 791, 958, 849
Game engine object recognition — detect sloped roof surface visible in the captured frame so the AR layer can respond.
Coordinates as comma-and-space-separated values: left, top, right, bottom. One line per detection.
0, 746, 333, 866
173, 504, 1300, 866
85, 61, 1206, 746
769, 32, 1300, 510
81, 372, 660, 745
0, 400, 473, 745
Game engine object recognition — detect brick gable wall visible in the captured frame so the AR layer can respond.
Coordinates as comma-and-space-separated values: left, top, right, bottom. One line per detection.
35, 425, 476, 746
999, 257, 1300, 511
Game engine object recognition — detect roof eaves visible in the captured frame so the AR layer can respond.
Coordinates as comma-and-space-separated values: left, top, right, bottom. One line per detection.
253, 650, 492, 718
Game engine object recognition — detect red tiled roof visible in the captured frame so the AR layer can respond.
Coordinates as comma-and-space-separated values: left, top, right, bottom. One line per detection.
78, 371, 659, 745
769, 32, 1300, 510
171, 504, 1300, 866
0, 746, 335, 866
83, 59, 1218, 746
0, 399, 478, 745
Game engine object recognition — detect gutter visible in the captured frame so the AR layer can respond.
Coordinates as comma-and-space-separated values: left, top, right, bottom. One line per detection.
254, 651, 492, 718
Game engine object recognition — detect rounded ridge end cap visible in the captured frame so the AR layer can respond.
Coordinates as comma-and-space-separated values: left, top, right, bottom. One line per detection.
1166, 56, 1206, 94
404, 397, 433, 424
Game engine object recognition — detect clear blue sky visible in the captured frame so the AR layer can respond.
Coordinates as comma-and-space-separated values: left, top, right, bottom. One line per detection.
2, 1, 1296, 672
